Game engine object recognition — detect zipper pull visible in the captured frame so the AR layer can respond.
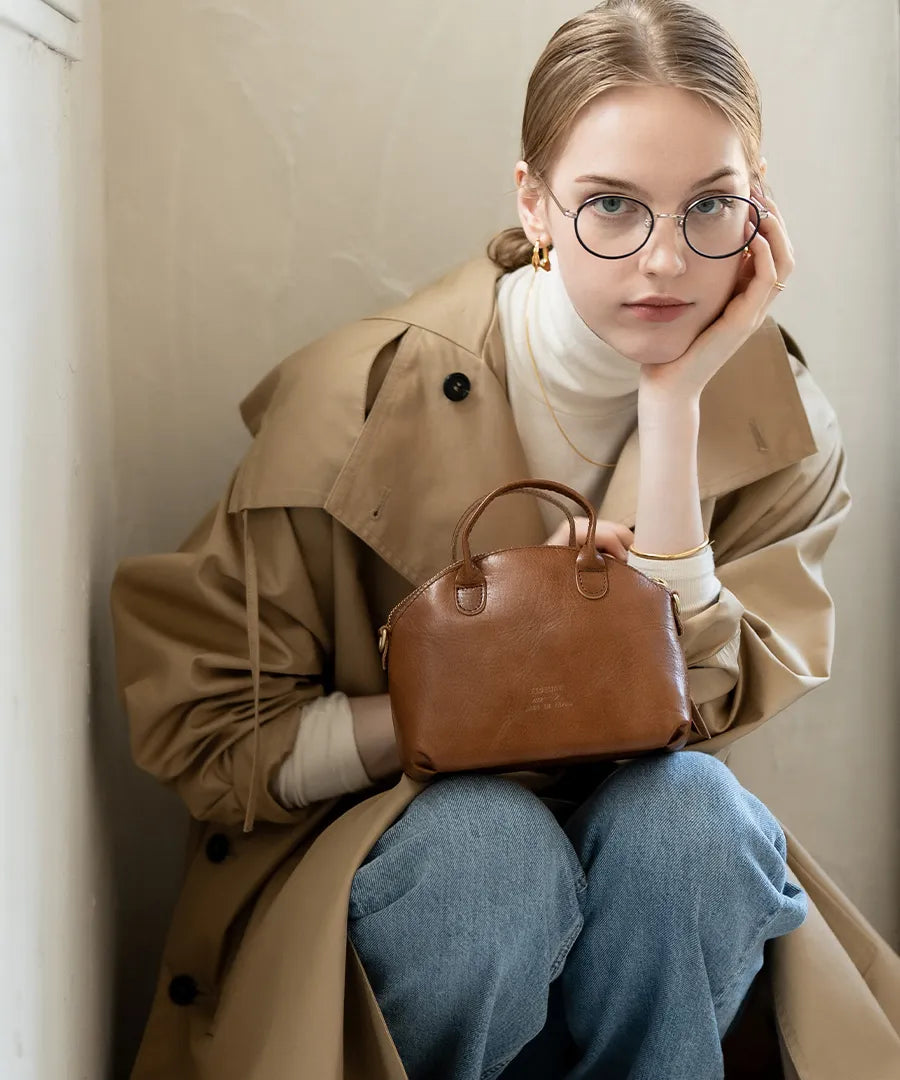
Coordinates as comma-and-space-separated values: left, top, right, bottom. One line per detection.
377, 624, 389, 670
648, 576, 684, 636
670, 591, 684, 636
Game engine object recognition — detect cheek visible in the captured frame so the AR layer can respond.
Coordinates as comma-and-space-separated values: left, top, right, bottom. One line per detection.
703, 257, 743, 299
556, 252, 620, 320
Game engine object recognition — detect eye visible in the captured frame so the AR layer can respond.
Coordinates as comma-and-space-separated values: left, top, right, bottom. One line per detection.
690, 195, 737, 216
586, 195, 639, 216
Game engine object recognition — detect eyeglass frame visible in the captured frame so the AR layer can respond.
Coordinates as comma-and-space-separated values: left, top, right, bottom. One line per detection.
533, 173, 771, 261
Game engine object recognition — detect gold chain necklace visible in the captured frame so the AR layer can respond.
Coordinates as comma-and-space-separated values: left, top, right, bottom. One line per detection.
523, 269, 616, 469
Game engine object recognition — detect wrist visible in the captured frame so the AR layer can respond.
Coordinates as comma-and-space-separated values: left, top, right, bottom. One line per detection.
350, 694, 402, 781
637, 394, 700, 450
638, 375, 701, 419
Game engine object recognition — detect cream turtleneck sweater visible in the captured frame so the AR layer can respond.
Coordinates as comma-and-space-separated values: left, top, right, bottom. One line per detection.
500, 258, 641, 533
498, 261, 720, 609
275, 261, 721, 809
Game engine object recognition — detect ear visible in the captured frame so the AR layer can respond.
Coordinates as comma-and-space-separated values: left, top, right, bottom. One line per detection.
755, 156, 768, 192
514, 161, 553, 246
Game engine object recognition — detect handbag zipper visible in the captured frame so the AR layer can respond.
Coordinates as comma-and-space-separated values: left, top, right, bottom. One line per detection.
379, 567, 683, 670
377, 562, 454, 670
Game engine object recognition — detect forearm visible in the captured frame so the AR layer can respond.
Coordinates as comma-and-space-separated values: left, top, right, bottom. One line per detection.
274, 691, 401, 810
633, 385, 704, 556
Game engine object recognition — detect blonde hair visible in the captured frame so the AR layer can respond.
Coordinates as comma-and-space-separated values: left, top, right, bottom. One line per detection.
487, 0, 770, 271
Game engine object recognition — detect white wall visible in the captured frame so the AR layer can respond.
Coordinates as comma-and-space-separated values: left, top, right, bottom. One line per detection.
0, 0, 113, 1076
99, 1, 899, 1072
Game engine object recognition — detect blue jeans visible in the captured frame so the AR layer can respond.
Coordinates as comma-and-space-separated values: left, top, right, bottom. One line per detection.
348, 752, 807, 1080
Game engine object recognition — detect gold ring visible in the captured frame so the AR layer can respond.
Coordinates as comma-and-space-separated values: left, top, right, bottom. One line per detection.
774, 281, 786, 291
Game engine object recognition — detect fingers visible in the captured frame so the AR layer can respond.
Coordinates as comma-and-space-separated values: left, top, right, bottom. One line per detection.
544, 516, 634, 560
610, 523, 636, 554
753, 185, 794, 258
757, 203, 794, 286
603, 531, 632, 560
748, 187, 795, 299
738, 218, 792, 323
767, 208, 794, 261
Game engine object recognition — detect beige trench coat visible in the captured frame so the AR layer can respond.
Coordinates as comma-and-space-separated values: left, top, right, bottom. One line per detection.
111, 256, 900, 1079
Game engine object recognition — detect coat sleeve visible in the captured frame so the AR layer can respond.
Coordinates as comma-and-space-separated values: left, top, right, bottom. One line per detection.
110, 467, 332, 828
681, 371, 851, 756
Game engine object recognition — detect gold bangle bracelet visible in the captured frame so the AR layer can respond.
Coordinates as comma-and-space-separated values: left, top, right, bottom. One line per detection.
628, 535, 712, 561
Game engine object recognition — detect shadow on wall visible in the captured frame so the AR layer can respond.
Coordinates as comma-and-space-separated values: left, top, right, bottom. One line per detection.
91, 600, 189, 1078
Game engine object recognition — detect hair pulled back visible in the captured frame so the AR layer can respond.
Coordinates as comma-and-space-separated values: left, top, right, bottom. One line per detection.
487, 0, 767, 271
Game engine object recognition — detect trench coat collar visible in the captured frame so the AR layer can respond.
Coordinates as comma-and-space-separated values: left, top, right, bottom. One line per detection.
229, 256, 817, 589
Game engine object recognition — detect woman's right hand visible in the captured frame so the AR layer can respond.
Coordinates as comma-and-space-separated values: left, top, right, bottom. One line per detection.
544, 515, 635, 561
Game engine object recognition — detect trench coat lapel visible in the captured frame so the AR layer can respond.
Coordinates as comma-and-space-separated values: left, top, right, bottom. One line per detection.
325, 265, 817, 586
324, 315, 549, 588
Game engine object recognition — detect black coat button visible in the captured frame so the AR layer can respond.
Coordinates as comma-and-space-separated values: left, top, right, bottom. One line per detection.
443, 372, 471, 402
205, 833, 230, 864
168, 974, 199, 1007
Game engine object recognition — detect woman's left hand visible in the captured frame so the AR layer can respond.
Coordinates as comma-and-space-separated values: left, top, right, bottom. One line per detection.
544, 515, 634, 560
640, 186, 795, 401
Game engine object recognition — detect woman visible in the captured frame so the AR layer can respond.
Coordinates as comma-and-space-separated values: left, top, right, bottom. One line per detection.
111, 2, 900, 1078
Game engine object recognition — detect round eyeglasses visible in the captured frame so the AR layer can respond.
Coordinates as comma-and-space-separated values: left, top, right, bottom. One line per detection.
541, 183, 770, 260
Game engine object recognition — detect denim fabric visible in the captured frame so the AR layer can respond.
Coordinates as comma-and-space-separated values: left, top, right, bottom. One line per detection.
348, 752, 807, 1080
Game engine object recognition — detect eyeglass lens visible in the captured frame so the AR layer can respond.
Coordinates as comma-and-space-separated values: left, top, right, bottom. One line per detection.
574, 195, 760, 259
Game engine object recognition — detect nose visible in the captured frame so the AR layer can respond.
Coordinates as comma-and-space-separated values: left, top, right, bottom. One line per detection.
637, 215, 687, 276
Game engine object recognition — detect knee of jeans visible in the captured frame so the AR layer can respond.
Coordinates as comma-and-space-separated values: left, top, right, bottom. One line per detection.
355, 774, 587, 914
424, 774, 584, 869
567, 751, 786, 872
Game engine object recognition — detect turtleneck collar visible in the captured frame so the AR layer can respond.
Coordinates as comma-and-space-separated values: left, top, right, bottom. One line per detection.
498, 261, 642, 416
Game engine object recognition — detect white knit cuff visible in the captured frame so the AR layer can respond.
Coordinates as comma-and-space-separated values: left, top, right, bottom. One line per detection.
274, 692, 373, 809
626, 545, 720, 618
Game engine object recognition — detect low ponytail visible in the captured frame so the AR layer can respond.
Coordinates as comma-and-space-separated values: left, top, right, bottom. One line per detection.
486, 226, 534, 272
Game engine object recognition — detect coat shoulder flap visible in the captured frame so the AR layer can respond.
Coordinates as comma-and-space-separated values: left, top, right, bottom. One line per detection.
226, 257, 504, 515
226, 318, 409, 513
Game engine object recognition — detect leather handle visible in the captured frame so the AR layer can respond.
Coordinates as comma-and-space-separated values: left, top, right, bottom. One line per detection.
450, 486, 576, 563
454, 479, 607, 599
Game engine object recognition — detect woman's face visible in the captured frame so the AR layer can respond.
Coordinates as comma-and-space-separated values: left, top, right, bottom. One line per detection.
516, 84, 763, 366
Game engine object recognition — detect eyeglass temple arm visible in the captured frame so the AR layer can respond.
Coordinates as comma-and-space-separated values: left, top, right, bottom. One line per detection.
533, 174, 577, 219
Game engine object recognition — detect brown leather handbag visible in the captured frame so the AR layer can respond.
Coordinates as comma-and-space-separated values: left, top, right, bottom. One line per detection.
378, 478, 697, 782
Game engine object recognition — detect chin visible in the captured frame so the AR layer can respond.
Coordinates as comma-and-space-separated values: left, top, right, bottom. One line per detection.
606, 330, 687, 367
618, 318, 710, 366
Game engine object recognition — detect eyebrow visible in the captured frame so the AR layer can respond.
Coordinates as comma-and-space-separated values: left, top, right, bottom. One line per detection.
572, 166, 742, 198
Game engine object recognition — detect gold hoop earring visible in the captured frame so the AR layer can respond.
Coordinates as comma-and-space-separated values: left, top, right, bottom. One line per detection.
532, 240, 552, 272
741, 247, 752, 260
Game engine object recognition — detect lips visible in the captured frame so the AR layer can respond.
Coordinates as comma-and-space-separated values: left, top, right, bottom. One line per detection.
626, 297, 690, 307
624, 301, 693, 323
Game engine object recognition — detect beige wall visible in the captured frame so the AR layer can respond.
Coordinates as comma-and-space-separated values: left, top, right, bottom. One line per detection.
100, 1, 900, 1073
1, 0, 114, 1076
705, 0, 900, 944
